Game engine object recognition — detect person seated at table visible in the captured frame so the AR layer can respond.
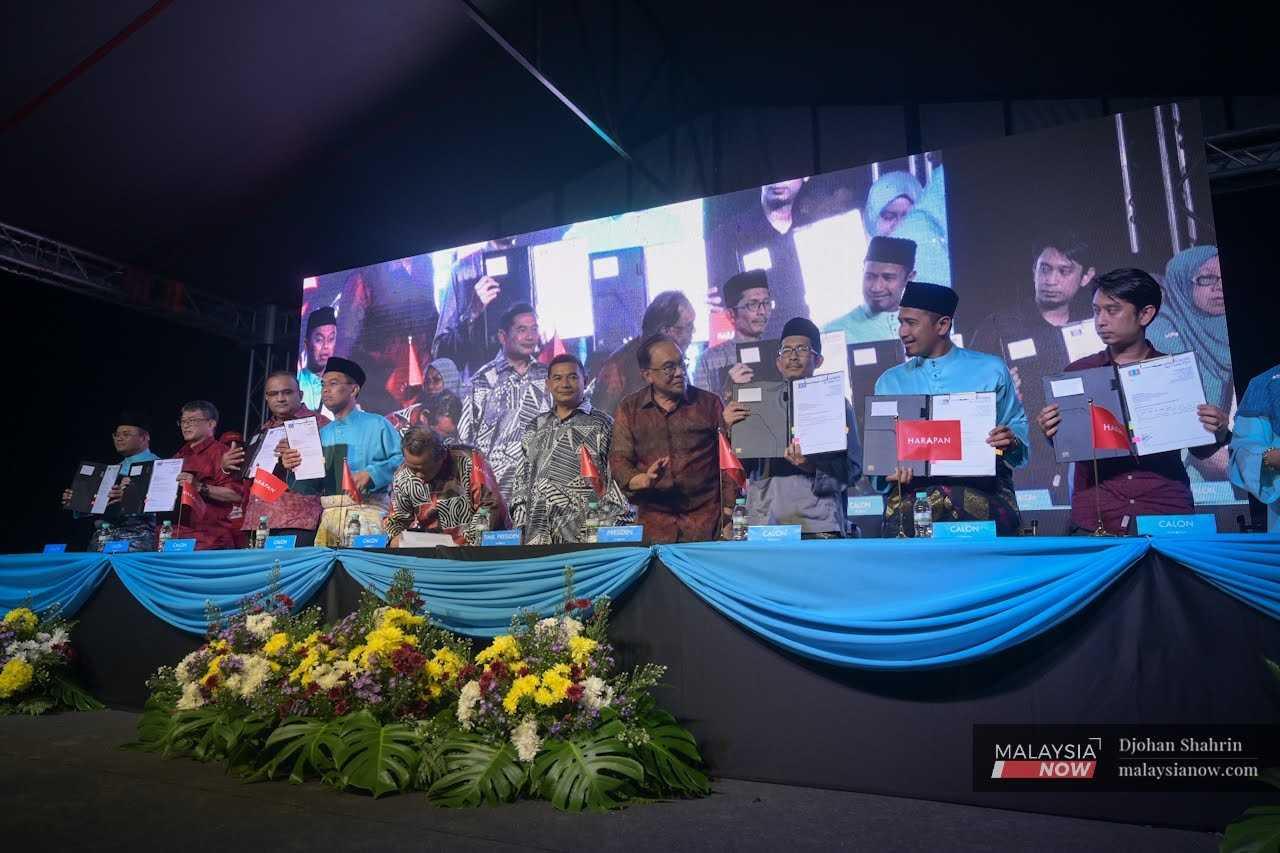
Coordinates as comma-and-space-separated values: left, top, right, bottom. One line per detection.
384, 425, 509, 546
509, 354, 633, 545
1036, 269, 1230, 535
737, 318, 862, 539
609, 334, 748, 543
874, 282, 1029, 537
1230, 363, 1280, 532
60, 411, 160, 551
172, 401, 245, 549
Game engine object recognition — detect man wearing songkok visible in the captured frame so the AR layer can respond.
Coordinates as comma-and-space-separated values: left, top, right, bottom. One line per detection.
298, 306, 337, 411
1036, 269, 1229, 535
823, 235, 917, 344
309, 356, 403, 546
384, 425, 509, 546
740, 318, 862, 538
1231, 363, 1280, 532
172, 401, 246, 549
60, 411, 160, 551
692, 269, 773, 396
458, 302, 551, 503
509, 354, 633, 544
874, 282, 1029, 536
589, 291, 696, 416
222, 371, 330, 546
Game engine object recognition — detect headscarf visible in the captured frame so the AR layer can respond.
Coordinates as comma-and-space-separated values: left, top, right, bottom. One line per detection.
1238, 364, 1280, 422
428, 358, 461, 397
863, 171, 923, 238
1148, 245, 1232, 409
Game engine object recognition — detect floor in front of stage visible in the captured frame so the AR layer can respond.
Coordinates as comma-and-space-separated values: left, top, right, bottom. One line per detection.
1, 711, 1222, 852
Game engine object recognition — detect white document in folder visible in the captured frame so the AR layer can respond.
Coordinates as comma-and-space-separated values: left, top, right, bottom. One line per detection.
284, 418, 326, 480
90, 464, 121, 514
927, 392, 996, 477
249, 426, 288, 478
791, 371, 847, 455
1118, 352, 1213, 456
144, 459, 185, 513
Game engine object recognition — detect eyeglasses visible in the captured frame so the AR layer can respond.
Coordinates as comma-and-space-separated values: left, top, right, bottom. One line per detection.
734, 299, 775, 314
778, 344, 813, 358
177, 417, 209, 427
1193, 275, 1222, 288
648, 360, 688, 377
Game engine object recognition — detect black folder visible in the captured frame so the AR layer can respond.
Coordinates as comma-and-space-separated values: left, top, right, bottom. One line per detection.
735, 339, 783, 383
1041, 366, 1130, 464
117, 460, 157, 515
846, 341, 907, 414
730, 380, 790, 459
67, 462, 111, 514
861, 395, 929, 477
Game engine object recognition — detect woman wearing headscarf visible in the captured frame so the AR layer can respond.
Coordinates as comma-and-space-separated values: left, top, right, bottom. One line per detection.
423, 357, 463, 439
863, 170, 951, 288
1229, 364, 1280, 531
863, 171, 923, 237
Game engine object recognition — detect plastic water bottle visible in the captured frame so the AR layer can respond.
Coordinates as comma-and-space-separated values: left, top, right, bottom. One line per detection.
344, 514, 362, 547
157, 520, 173, 550
731, 498, 748, 541
583, 500, 601, 544
253, 515, 270, 549
912, 491, 933, 538
93, 522, 112, 552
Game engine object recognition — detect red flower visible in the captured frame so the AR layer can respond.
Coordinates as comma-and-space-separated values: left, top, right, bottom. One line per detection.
569, 664, 583, 681
566, 684, 584, 702
273, 593, 295, 611
333, 700, 349, 716
391, 644, 427, 676
518, 666, 531, 678
564, 597, 592, 612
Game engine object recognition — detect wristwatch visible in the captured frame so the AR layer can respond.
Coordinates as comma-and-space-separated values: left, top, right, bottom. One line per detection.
199, 481, 211, 499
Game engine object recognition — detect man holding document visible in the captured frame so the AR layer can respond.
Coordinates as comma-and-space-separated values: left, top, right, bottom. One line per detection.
60, 412, 160, 550
1035, 269, 1229, 535
873, 282, 1029, 536
172, 401, 245, 549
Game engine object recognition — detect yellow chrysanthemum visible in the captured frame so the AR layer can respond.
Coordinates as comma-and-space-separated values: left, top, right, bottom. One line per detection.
0, 657, 35, 698
2, 607, 37, 635
475, 634, 520, 664
262, 632, 289, 657
202, 655, 225, 687
379, 607, 424, 631
289, 644, 332, 683
568, 636, 598, 665
290, 631, 322, 655
208, 639, 230, 655
353, 625, 417, 669
425, 647, 464, 683
502, 674, 540, 714
534, 664, 573, 706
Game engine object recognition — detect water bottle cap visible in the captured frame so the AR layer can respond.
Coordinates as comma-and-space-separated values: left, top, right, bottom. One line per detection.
259, 515, 269, 522
915, 491, 927, 499
735, 497, 746, 505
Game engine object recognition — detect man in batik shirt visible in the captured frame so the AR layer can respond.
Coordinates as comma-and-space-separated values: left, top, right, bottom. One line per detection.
458, 302, 550, 503
509, 354, 633, 544
384, 426, 509, 546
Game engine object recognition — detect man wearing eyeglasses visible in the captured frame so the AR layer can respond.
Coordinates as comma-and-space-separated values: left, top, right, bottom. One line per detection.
610, 334, 750, 543
60, 412, 160, 550
173, 401, 246, 549
693, 270, 773, 397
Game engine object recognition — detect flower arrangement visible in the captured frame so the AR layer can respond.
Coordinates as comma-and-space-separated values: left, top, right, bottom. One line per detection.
132, 566, 709, 810
0, 604, 103, 715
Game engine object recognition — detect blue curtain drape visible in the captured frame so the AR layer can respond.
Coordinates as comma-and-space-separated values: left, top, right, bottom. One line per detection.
657, 538, 1150, 669
1150, 533, 1280, 620
108, 547, 337, 635
336, 546, 652, 637
0, 553, 110, 617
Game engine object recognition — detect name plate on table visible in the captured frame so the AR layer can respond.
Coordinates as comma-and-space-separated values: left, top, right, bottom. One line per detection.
1136, 514, 1217, 536
746, 525, 802, 543
847, 496, 885, 517
932, 521, 997, 541
597, 525, 644, 543
352, 534, 390, 549
102, 540, 129, 554
42, 544, 67, 554
265, 535, 297, 550
161, 539, 197, 553
1014, 489, 1055, 512
481, 530, 522, 546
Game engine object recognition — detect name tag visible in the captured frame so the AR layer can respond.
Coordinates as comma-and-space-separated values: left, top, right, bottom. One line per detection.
597, 525, 644, 543
102, 540, 130, 554
265, 535, 297, 550
481, 530, 522, 546
42, 544, 68, 554
161, 538, 197, 553
847, 496, 885, 517
1136, 514, 1216, 536
932, 521, 997, 540
746, 525, 802, 543
352, 534, 390, 548
1014, 489, 1055, 511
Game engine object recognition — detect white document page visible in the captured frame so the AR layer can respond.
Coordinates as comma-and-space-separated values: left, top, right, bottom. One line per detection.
90, 464, 121, 515
928, 392, 997, 477
144, 459, 185, 513
1062, 320, 1106, 363
284, 418, 326, 480
791, 371, 847, 456
1118, 352, 1213, 456
817, 330, 851, 402
249, 426, 288, 478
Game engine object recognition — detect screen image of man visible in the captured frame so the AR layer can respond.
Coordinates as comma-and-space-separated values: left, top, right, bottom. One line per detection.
589, 291, 695, 417
60, 412, 159, 551
609, 334, 741, 543
311, 357, 403, 546
692, 269, 773, 397
172, 401, 245, 549
458, 302, 551, 503
384, 425, 508, 546
822, 236, 917, 344
509, 354, 633, 545
298, 306, 337, 411
1034, 269, 1229, 535
874, 283, 1029, 537
223, 371, 329, 547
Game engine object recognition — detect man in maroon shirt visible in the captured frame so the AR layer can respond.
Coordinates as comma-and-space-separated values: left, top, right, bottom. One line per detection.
609, 335, 749, 543
1036, 268, 1229, 534
173, 400, 245, 549
222, 371, 330, 546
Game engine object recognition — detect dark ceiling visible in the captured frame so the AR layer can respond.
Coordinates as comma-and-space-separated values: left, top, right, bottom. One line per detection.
2, 1, 1274, 311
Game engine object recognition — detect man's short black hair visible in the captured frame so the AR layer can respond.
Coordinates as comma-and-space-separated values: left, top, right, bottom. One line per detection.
636, 333, 678, 369
1093, 268, 1163, 316
402, 424, 446, 458
498, 302, 536, 334
1034, 231, 1091, 267
641, 291, 692, 336
181, 400, 219, 423
547, 353, 585, 376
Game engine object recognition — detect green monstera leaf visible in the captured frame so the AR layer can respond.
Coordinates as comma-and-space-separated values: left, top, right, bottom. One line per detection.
49, 675, 104, 712
1221, 806, 1280, 853
530, 725, 645, 812
635, 710, 710, 796
332, 711, 420, 797
428, 734, 527, 807
250, 716, 345, 784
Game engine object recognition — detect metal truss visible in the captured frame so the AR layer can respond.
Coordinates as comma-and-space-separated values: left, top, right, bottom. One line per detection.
1205, 125, 1280, 193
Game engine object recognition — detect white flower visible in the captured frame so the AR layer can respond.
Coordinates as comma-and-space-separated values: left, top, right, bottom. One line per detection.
581, 676, 614, 711
176, 681, 206, 710
244, 612, 276, 640
510, 715, 542, 763
236, 656, 274, 698
49, 628, 69, 647
456, 680, 481, 730
534, 616, 583, 643
314, 660, 355, 691
175, 650, 203, 685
